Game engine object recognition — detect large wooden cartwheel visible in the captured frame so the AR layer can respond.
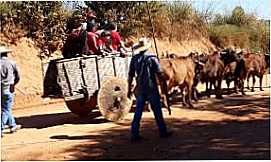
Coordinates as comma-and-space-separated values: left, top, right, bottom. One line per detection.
65, 93, 97, 116
98, 77, 133, 122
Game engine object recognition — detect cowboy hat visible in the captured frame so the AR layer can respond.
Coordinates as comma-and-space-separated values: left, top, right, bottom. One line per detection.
0, 46, 13, 54
132, 37, 152, 54
235, 48, 243, 54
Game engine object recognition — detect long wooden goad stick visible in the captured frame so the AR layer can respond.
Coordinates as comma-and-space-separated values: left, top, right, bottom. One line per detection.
146, 2, 171, 115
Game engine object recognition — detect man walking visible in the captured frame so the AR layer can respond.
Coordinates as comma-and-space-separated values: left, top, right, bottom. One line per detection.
1, 46, 21, 137
127, 38, 172, 141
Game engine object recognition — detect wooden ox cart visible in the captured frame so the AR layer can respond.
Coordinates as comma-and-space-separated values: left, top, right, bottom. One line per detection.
42, 54, 133, 121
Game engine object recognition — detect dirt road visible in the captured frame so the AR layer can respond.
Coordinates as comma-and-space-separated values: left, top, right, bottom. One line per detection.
1, 78, 270, 160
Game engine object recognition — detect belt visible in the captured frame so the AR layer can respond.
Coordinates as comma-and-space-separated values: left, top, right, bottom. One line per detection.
1, 84, 10, 92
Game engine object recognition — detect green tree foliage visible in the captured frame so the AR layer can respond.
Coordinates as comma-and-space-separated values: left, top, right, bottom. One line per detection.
84, 1, 138, 20
229, 6, 247, 26
166, 2, 208, 41
1, 2, 269, 55
209, 6, 270, 53
83, 1, 164, 37
0, 1, 70, 55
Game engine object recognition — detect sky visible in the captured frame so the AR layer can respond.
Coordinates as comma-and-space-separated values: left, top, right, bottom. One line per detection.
191, 0, 270, 20
64, 0, 270, 20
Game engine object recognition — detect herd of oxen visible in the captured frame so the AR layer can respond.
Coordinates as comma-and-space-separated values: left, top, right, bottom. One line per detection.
157, 48, 270, 108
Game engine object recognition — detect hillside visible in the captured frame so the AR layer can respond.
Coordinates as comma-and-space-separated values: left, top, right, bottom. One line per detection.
7, 38, 42, 95
0, 37, 61, 108
148, 37, 216, 56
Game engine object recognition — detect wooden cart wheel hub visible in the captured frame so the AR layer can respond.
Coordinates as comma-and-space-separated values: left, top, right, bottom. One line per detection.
98, 77, 132, 122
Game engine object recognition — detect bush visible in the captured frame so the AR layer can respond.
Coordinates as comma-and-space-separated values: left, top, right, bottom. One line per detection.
1, 2, 269, 56
209, 6, 270, 53
0, 1, 70, 56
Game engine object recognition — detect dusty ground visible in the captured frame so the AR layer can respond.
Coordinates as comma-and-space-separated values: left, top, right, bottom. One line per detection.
1, 76, 270, 160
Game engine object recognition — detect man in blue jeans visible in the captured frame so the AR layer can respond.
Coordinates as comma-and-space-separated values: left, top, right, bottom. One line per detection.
1, 46, 21, 137
127, 38, 172, 141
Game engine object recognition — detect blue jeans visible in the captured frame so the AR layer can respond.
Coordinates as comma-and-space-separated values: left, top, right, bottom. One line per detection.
1, 88, 16, 135
131, 91, 167, 137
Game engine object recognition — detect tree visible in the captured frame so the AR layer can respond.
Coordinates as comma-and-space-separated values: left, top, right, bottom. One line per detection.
229, 6, 247, 26
0, 1, 70, 55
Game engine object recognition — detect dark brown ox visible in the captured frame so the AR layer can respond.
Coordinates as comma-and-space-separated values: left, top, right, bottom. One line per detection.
224, 62, 238, 91
244, 53, 267, 91
159, 55, 195, 108
223, 58, 246, 95
201, 52, 224, 98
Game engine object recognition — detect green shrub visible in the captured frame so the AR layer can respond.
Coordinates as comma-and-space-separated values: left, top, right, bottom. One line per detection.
0, 1, 70, 56
209, 6, 270, 53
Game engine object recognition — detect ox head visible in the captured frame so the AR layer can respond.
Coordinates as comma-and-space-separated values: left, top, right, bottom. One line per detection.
198, 53, 208, 63
193, 53, 207, 79
189, 52, 207, 74
189, 51, 207, 63
220, 48, 243, 65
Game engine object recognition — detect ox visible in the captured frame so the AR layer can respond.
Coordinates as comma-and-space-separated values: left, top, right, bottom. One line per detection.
159, 54, 195, 108
220, 49, 246, 95
245, 53, 268, 92
201, 51, 224, 98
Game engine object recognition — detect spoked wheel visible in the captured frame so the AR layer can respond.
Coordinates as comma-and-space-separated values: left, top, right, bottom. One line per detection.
98, 77, 132, 122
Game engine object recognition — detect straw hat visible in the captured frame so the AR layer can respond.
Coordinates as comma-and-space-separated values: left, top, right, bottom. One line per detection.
132, 37, 151, 54
0, 46, 13, 54
235, 48, 243, 54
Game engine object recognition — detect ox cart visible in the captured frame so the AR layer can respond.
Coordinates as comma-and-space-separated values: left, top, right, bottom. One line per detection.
42, 54, 133, 121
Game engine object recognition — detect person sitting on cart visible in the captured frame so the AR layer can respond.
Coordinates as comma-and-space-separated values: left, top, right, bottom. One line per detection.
81, 8, 97, 31
62, 18, 86, 59
86, 22, 99, 55
97, 31, 114, 55
108, 23, 129, 54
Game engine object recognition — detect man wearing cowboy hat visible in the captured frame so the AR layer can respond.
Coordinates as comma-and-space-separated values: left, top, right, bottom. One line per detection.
128, 38, 172, 141
0, 46, 21, 137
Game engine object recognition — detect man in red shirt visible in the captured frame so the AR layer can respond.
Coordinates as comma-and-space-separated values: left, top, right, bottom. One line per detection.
97, 31, 114, 54
86, 23, 98, 55
108, 23, 129, 53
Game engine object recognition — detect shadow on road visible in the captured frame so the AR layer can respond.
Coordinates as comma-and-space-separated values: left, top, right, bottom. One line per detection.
173, 91, 270, 117
16, 111, 108, 129
13, 86, 270, 160
52, 118, 270, 160
47, 91, 270, 160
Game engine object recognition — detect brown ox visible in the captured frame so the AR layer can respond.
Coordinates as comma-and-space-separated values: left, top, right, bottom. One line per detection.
224, 60, 246, 95
244, 53, 267, 91
158, 55, 195, 108
201, 52, 224, 98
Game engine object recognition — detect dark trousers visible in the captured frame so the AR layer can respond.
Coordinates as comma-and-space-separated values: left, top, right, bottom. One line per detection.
131, 91, 167, 137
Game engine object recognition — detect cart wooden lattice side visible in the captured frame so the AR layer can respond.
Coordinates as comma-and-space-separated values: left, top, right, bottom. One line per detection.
43, 55, 132, 121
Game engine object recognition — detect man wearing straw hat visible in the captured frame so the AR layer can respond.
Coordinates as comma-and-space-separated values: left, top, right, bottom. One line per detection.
1, 46, 21, 137
127, 38, 172, 141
